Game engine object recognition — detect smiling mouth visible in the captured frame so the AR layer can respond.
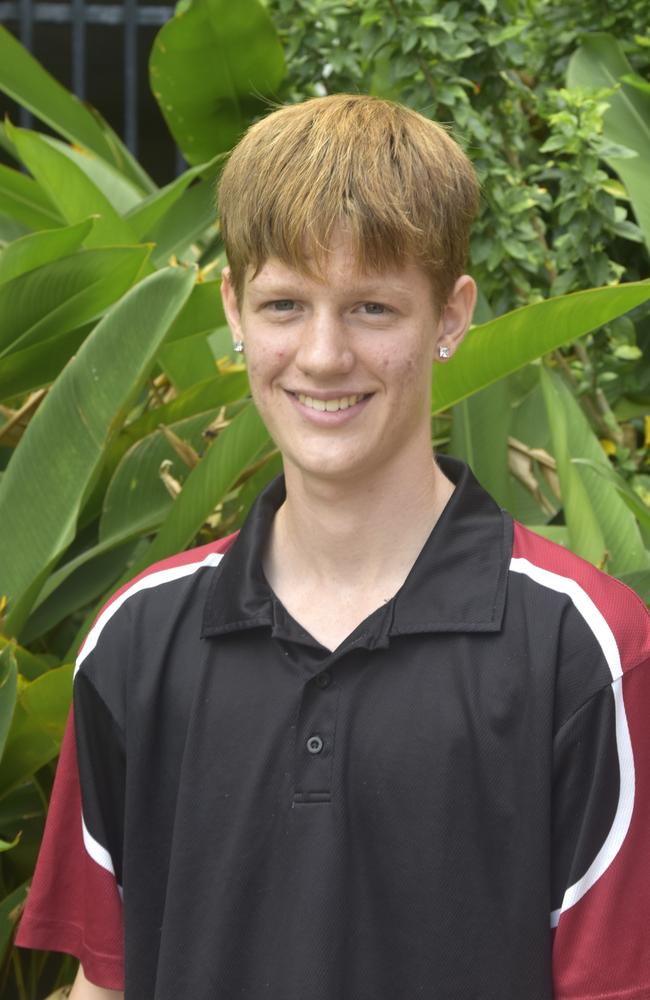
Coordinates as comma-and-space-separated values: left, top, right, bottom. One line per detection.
291, 392, 371, 412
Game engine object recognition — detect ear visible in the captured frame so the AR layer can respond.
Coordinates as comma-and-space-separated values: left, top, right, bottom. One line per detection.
220, 266, 244, 345
435, 274, 477, 361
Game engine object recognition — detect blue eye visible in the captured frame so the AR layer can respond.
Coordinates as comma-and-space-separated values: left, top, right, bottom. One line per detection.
362, 302, 388, 314
268, 300, 295, 311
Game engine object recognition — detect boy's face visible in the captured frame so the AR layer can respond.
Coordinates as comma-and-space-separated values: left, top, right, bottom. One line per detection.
221, 230, 475, 487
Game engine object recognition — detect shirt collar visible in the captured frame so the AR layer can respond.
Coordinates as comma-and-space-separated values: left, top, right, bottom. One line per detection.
201, 456, 512, 643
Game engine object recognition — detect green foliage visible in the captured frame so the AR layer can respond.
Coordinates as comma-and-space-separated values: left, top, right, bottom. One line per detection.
432, 281, 650, 411
541, 365, 649, 573
0, 1, 649, 995
269, 0, 650, 309
567, 34, 650, 249
0, 267, 196, 635
0, 26, 153, 192
149, 0, 286, 164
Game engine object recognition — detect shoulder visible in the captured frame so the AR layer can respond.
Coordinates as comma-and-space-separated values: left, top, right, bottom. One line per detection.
76, 533, 239, 672
509, 520, 650, 675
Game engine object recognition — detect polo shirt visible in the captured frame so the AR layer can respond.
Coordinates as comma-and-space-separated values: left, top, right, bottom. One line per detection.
16, 456, 650, 1000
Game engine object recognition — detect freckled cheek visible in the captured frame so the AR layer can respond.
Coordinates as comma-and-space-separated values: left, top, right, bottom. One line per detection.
245, 350, 290, 392
379, 353, 421, 383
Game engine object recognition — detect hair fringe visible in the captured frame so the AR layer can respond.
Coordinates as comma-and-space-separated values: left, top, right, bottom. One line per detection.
217, 94, 480, 305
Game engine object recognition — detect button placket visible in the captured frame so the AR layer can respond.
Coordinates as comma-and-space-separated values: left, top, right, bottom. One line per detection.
293, 667, 340, 803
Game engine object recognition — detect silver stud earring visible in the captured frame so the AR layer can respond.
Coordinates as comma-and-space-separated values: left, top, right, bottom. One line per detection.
439, 345, 450, 359
233, 340, 245, 354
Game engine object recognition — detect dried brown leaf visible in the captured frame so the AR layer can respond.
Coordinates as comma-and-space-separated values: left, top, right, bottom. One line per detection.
159, 459, 183, 499
202, 407, 230, 440
160, 424, 200, 469
508, 443, 556, 516
0, 389, 48, 445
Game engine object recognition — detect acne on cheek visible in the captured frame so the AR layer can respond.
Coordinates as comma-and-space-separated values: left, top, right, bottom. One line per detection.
380, 354, 418, 374
247, 348, 288, 373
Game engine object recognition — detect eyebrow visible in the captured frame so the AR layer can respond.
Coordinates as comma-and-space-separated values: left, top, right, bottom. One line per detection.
247, 279, 413, 299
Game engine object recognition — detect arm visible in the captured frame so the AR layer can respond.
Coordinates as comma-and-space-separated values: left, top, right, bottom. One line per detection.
552, 657, 650, 997
68, 964, 124, 1000
15, 667, 125, 989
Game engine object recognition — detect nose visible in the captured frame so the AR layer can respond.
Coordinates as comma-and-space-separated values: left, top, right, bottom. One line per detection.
294, 308, 355, 379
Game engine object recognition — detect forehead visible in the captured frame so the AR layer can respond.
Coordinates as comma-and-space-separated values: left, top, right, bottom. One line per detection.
244, 248, 434, 306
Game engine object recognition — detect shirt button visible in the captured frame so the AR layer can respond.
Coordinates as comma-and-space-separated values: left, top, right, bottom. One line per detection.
315, 671, 331, 689
307, 735, 324, 754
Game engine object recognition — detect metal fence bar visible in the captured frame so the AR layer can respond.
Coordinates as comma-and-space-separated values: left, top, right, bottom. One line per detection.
70, 0, 86, 100
17, 0, 31, 46
0, 3, 174, 26
1, 0, 182, 169
123, 0, 138, 157
17, 0, 33, 127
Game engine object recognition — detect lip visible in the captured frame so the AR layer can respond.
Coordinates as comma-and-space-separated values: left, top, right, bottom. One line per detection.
286, 389, 371, 401
284, 389, 373, 425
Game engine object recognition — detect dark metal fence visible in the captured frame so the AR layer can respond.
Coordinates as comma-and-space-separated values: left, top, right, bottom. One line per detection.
0, 0, 182, 178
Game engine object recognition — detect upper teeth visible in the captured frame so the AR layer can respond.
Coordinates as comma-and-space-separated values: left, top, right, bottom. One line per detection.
297, 393, 365, 412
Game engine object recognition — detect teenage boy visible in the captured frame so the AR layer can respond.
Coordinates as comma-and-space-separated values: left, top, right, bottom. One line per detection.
16, 95, 650, 1000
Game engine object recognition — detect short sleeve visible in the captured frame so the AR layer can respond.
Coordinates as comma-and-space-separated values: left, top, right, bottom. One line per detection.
551, 657, 650, 1000
15, 664, 125, 990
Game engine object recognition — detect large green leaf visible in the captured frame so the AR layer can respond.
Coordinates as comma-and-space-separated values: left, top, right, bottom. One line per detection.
0, 246, 150, 360
0, 782, 44, 831
0, 266, 196, 634
0, 325, 91, 401
165, 280, 226, 341
117, 402, 270, 579
149, 0, 285, 165
9, 125, 138, 248
77, 370, 249, 531
21, 539, 140, 644
64, 400, 269, 660
0, 645, 18, 763
0, 26, 154, 193
208, 324, 240, 364
572, 458, 650, 545
540, 366, 649, 575
0, 635, 55, 682
0, 163, 62, 231
567, 34, 650, 249
121, 371, 249, 441
432, 282, 650, 413
0, 880, 30, 957
100, 411, 220, 543
158, 333, 217, 390
507, 370, 559, 525
0, 215, 30, 244
0, 218, 94, 286
235, 448, 283, 522
147, 177, 218, 266
28, 533, 147, 626
0, 665, 73, 800
448, 377, 511, 507
47, 138, 145, 215
126, 153, 225, 240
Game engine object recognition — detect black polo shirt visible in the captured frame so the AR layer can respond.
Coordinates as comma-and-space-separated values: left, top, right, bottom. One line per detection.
17, 457, 650, 999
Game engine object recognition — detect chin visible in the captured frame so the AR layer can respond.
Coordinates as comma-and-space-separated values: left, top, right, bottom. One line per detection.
289, 450, 379, 484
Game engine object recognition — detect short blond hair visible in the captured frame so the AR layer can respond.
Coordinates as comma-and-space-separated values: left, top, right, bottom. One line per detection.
217, 94, 479, 306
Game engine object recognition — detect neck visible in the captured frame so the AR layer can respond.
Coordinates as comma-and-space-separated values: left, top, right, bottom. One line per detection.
265, 446, 455, 596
